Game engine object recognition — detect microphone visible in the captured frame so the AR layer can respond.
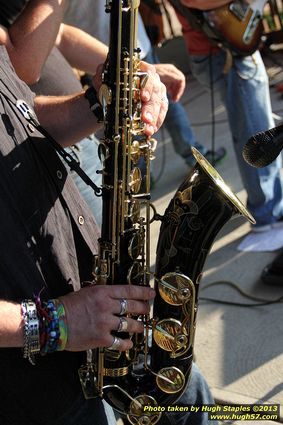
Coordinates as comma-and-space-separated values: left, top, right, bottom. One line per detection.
242, 123, 283, 168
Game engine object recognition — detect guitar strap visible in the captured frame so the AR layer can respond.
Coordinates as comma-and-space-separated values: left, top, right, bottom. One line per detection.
168, 0, 234, 72
168, 0, 225, 48
168, 0, 205, 30
139, 0, 176, 46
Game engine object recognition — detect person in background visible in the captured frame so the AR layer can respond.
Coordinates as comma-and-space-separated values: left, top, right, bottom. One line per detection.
64, 0, 226, 169
168, 0, 283, 232
261, 250, 283, 286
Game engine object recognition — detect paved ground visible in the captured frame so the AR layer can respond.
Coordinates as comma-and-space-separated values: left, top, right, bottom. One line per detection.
148, 37, 283, 424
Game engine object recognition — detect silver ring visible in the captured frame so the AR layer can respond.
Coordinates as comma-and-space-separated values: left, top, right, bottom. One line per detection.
117, 317, 128, 332
119, 298, 128, 316
107, 336, 121, 351
161, 95, 169, 104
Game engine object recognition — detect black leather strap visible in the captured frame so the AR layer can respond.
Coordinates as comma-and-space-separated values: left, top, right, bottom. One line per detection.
84, 86, 103, 122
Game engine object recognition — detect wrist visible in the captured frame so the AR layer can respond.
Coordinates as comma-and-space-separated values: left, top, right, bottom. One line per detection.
19, 296, 69, 364
0, 301, 25, 348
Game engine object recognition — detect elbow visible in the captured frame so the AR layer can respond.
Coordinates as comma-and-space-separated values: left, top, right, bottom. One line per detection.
20, 70, 41, 86
14, 65, 41, 86
10, 56, 42, 85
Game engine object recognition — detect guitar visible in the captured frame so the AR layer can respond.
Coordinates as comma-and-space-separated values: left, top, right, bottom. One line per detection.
201, 0, 267, 55
170, 0, 267, 56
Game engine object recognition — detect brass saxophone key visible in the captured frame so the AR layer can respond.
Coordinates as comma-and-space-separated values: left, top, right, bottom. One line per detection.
158, 272, 194, 306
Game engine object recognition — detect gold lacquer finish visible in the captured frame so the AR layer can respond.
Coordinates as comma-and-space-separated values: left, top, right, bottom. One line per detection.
158, 272, 193, 306
153, 318, 189, 356
103, 366, 129, 377
127, 261, 143, 285
128, 232, 143, 260
129, 167, 142, 194
191, 147, 255, 224
156, 366, 186, 394
128, 395, 161, 425
131, 140, 141, 164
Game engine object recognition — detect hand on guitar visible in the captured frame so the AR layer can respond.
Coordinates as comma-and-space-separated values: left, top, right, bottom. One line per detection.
178, 0, 265, 56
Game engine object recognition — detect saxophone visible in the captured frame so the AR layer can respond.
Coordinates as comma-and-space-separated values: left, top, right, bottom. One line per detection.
79, 1, 255, 424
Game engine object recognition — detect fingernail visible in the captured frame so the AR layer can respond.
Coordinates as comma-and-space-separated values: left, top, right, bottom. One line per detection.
146, 125, 154, 135
143, 90, 150, 101
145, 111, 153, 122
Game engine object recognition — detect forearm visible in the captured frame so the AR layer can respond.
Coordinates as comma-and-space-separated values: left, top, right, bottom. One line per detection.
0, 301, 23, 348
34, 59, 167, 145
7, 0, 68, 84
181, 0, 230, 10
34, 92, 102, 147
56, 23, 108, 75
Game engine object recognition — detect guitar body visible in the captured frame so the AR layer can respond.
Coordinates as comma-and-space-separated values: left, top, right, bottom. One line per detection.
203, 2, 264, 55
170, 0, 267, 55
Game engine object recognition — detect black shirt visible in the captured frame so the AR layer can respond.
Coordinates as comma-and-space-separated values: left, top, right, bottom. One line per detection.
0, 0, 28, 26
0, 46, 102, 424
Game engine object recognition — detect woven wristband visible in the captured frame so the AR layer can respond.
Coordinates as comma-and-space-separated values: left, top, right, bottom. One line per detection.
53, 299, 68, 351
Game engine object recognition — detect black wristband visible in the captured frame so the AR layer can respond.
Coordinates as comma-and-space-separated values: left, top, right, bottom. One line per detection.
84, 86, 103, 122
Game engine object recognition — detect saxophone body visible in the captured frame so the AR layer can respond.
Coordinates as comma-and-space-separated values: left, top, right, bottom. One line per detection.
80, 2, 255, 424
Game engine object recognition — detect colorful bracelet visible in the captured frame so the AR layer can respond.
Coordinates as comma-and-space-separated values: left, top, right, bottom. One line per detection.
55, 299, 68, 351
37, 299, 68, 354
21, 300, 40, 365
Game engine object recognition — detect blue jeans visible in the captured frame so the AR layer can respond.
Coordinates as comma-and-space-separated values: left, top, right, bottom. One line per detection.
65, 136, 102, 227
161, 363, 217, 425
188, 50, 283, 226
145, 49, 207, 162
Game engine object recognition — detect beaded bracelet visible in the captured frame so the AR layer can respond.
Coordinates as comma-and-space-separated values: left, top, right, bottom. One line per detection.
37, 299, 68, 354
21, 300, 40, 365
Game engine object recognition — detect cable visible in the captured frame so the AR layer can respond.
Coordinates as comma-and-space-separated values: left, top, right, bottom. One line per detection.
182, 88, 208, 107
199, 280, 283, 307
